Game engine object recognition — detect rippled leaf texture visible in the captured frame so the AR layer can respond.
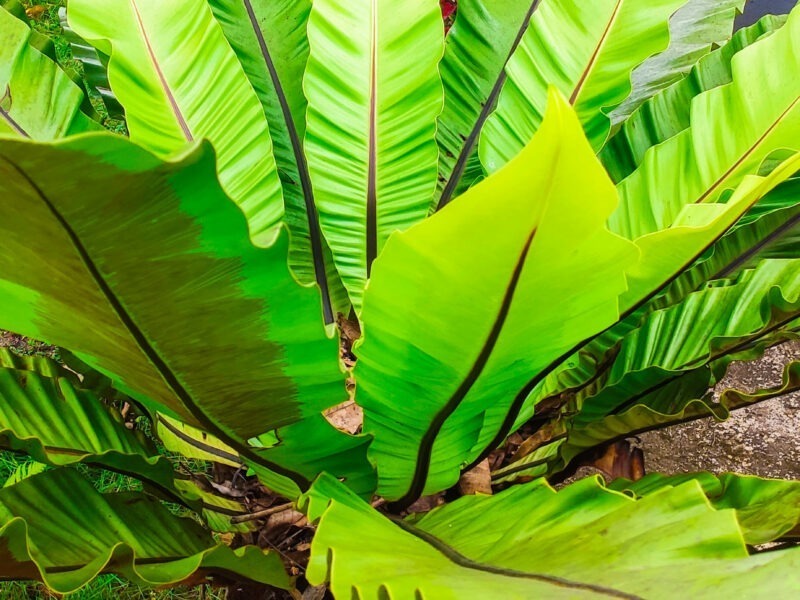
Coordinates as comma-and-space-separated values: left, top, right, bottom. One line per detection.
0, 468, 289, 594
506, 170, 800, 438
357, 91, 636, 503
493, 354, 800, 483
610, 472, 800, 545
55, 6, 123, 119
303, 0, 444, 310
302, 473, 800, 599
544, 361, 800, 479
155, 412, 242, 469
0, 134, 347, 497
576, 259, 800, 426
480, 0, 684, 173
610, 5, 800, 240
602, 14, 786, 183
610, 0, 746, 124
618, 155, 800, 313
434, 0, 534, 208
207, 0, 346, 323
0, 6, 102, 138
0, 347, 256, 531
0, 348, 173, 484
68, 0, 284, 245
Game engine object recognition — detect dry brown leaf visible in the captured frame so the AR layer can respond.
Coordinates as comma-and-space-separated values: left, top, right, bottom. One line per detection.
458, 458, 492, 495
25, 5, 47, 19
323, 399, 363, 434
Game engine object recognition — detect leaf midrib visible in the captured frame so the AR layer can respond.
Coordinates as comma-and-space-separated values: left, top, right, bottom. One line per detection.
714, 208, 800, 278
607, 310, 800, 416
366, 0, 379, 275
436, 0, 543, 210
694, 96, 800, 205
130, 0, 193, 141
392, 224, 541, 510
0, 85, 30, 138
569, 0, 624, 105
240, 0, 334, 324
1, 156, 309, 490
467, 166, 782, 472
390, 517, 642, 599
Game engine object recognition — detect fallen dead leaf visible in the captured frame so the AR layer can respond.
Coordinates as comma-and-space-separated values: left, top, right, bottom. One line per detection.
458, 458, 492, 495
324, 399, 363, 434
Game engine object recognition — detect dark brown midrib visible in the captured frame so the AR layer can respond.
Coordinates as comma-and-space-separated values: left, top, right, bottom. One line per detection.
2, 156, 309, 491
391, 228, 538, 510
464, 332, 599, 473
713, 209, 800, 279
497, 341, 800, 480
366, 0, 379, 276
466, 178, 781, 472
540, 355, 800, 481
0, 109, 29, 138
241, 0, 334, 324
436, 0, 543, 211
391, 517, 642, 599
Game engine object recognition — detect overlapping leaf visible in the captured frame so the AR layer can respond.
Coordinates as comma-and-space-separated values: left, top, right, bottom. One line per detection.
0, 348, 256, 530
480, 0, 684, 173
434, 0, 536, 208
576, 259, 800, 425
302, 473, 800, 599
56, 6, 123, 119
610, 472, 800, 545
68, 0, 284, 245
610, 5, 800, 240
0, 468, 289, 594
155, 413, 241, 469
630, 176, 800, 318
303, 0, 444, 310
610, 0, 746, 124
357, 91, 637, 503
493, 256, 800, 481
495, 357, 800, 484
0, 6, 102, 139
252, 414, 376, 500
602, 14, 785, 183
207, 0, 346, 322
619, 156, 800, 313
506, 169, 800, 438
0, 134, 349, 496
0, 348, 168, 474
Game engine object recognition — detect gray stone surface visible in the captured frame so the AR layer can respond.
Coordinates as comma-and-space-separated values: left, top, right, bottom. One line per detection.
640, 341, 800, 479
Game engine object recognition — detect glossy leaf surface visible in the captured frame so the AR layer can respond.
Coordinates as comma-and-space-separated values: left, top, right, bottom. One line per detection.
303, 0, 444, 310
357, 91, 636, 502
0, 468, 289, 593
480, 0, 684, 172
302, 473, 800, 599
0, 134, 345, 494
68, 0, 285, 244
0, 6, 101, 138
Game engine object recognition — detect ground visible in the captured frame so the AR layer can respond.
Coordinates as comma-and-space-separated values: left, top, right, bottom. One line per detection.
642, 341, 800, 480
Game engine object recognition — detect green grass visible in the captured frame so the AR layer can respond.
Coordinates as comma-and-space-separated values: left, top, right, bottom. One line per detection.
0, 578, 227, 600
